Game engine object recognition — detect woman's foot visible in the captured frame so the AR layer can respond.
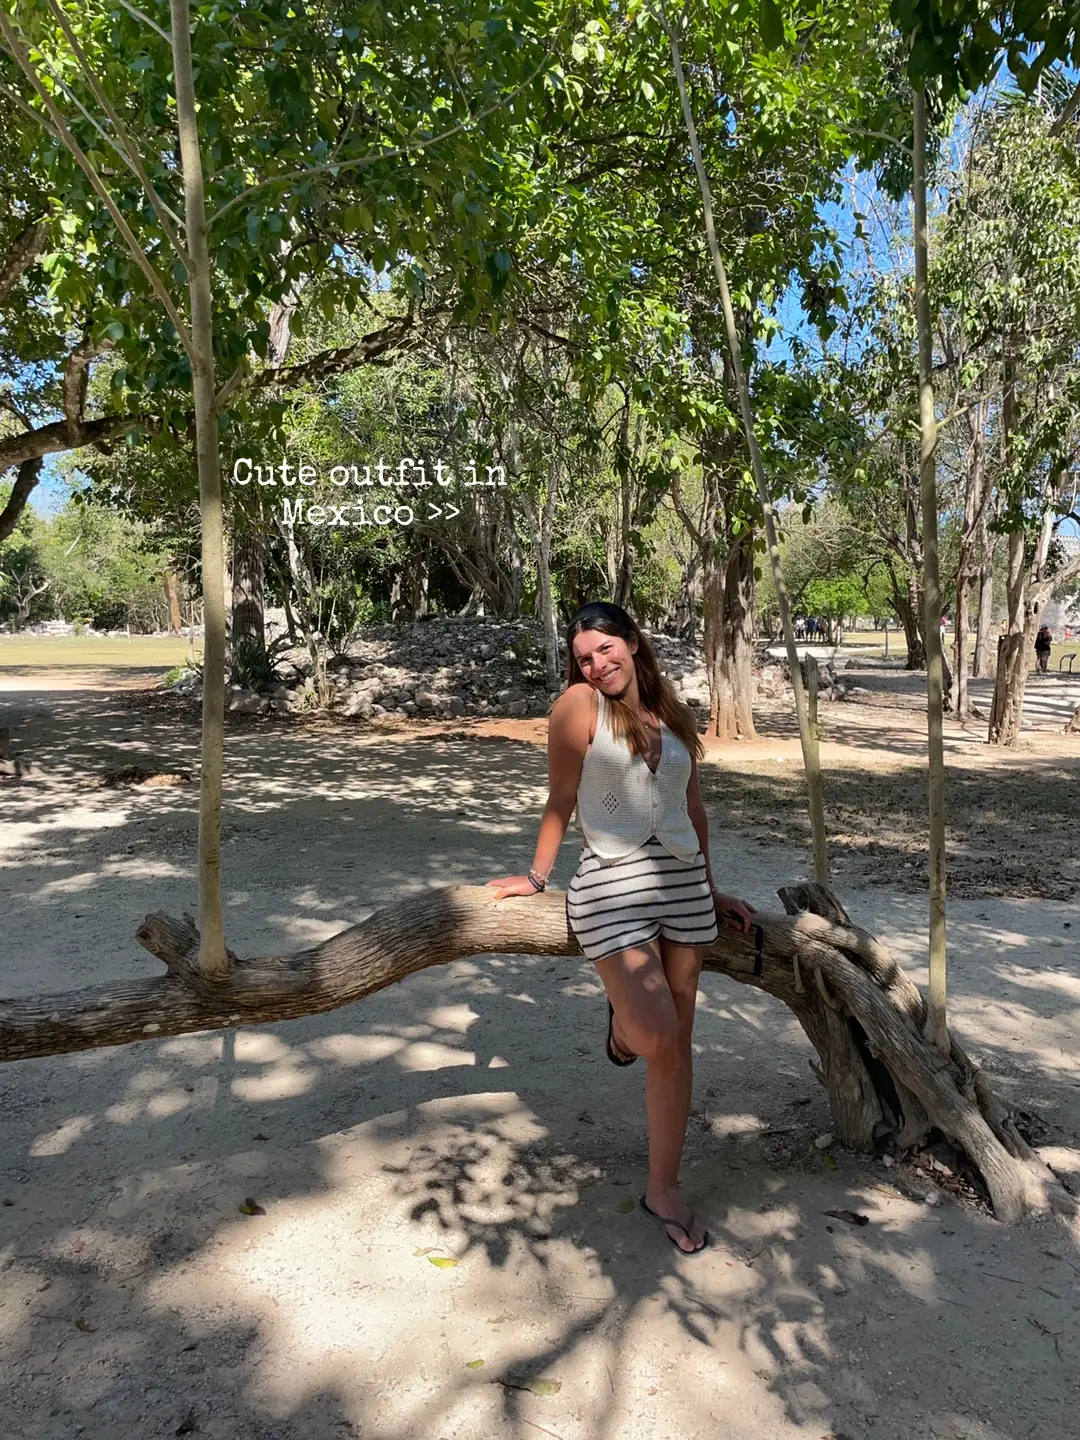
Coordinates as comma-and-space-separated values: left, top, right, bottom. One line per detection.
606, 1001, 637, 1065
642, 1187, 709, 1254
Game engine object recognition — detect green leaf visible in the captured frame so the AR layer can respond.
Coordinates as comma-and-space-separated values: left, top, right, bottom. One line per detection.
822, 1152, 838, 1171
617, 1195, 635, 1213
466, 1358, 484, 1369
428, 1255, 458, 1268
343, 203, 373, 232
239, 1198, 266, 1215
759, 0, 784, 50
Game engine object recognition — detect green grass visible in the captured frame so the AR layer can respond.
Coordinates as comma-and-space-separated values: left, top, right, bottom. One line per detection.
0, 634, 201, 668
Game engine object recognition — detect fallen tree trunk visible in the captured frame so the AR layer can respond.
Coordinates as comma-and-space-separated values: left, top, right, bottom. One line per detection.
0, 884, 1072, 1225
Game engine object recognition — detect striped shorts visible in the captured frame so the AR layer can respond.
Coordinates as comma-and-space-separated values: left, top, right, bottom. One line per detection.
565, 834, 719, 963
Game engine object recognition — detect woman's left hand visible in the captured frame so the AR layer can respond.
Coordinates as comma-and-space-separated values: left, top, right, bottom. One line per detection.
711, 890, 757, 933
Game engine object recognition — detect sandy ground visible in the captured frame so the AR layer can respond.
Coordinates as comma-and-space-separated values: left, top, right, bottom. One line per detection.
2, 664, 1080, 1440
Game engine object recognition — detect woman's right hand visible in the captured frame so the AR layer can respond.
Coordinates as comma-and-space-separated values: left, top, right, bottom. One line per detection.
485, 876, 542, 901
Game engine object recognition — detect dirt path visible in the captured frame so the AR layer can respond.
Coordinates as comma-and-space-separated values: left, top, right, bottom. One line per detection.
2, 670, 1080, 1440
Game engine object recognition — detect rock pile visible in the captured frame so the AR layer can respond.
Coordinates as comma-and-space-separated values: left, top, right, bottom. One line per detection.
796, 658, 868, 702
166, 617, 727, 721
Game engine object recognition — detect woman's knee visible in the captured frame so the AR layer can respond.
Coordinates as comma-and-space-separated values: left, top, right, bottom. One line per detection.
626, 1011, 683, 1063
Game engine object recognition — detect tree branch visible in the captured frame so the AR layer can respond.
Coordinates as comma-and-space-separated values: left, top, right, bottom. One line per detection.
247, 309, 447, 391
45, 0, 190, 265
60, 336, 107, 439
0, 883, 1072, 1225
0, 456, 43, 543
113, 0, 171, 44
0, 412, 155, 476
0, 220, 49, 303
208, 31, 567, 225
0, 10, 195, 363
1049, 76, 1080, 137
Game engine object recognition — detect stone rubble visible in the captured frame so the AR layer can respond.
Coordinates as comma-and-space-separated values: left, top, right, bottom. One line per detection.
165, 617, 795, 721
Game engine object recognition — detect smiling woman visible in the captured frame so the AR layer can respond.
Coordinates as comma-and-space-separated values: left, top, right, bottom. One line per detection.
484, 599, 756, 1257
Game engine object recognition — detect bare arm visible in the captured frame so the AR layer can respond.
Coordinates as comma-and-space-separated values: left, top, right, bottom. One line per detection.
486, 685, 592, 900
685, 753, 716, 890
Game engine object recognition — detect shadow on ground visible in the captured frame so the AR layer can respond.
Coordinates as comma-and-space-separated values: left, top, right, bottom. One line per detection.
2, 682, 1079, 1440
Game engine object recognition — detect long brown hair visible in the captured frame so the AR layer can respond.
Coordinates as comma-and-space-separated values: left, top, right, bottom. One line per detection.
562, 601, 703, 762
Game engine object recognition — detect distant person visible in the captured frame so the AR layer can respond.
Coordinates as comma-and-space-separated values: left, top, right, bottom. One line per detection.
795, 618, 805, 641
1035, 624, 1053, 674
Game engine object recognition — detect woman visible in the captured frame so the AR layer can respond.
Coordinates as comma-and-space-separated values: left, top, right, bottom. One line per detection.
486, 601, 755, 1256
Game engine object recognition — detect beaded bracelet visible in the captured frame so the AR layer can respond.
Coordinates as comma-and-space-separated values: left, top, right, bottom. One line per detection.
527, 869, 547, 892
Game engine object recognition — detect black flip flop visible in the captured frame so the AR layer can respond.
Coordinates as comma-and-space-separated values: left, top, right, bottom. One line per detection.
606, 1000, 636, 1066
640, 1195, 711, 1255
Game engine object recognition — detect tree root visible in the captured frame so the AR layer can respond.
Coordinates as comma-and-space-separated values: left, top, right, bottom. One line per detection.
0, 880, 1072, 1225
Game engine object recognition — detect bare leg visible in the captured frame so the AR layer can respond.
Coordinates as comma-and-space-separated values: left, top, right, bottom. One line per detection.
595, 937, 708, 1252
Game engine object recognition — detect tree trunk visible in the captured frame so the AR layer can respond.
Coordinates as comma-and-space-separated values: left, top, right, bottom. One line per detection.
987, 521, 1029, 746
673, 543, 700, 642
523, 476, 560, 688
702, 533, 756, 742
952, 571, 972, 715
893, 578, 926, 670
281, 587, 298, 644
505, 491, 525, 616
950, 400, 987, 718
665, 18, 825, 882
230, 530, 266, 658
913, 85, 949, 1054
973, 550, 996, 679
163, 568, 184, 635
409, 545, 429, 618
0, 882, 1071, 1226
14, 575, 49, 626
613, 399, 634, 610
171, 0, 227, 977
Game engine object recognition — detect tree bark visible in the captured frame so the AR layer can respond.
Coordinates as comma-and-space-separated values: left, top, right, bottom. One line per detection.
613, 398, 635, 610
973, 545, 996, 679
702, 531, 756, 742
893, 573, 926, 670
230, 532, 265, 648
163, 568, 184, 634
673, 541, 701, 642
0, 220, 48, 303
913, 85, 948, 1055
171, 0, 227, 976
951, 400, 987, 717
0, 457, 43, 545
523, 473, 560, 688
987, 522, 1030, 747
0, 882, 1071, 1226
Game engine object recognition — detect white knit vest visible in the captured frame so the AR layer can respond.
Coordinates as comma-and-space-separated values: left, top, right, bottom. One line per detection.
572, 690, 700, 862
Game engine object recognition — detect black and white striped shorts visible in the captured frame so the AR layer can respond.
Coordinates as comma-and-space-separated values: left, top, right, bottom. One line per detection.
565, 834, 719, 963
